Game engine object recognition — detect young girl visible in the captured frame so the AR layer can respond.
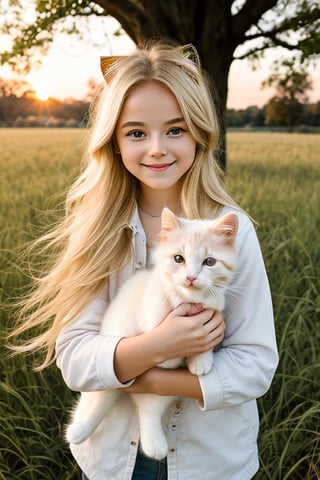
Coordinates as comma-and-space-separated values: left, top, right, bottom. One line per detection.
14, 41, 278, 479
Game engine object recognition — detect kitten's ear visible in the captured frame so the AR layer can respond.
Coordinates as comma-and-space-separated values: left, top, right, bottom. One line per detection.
160, 208, 180, 241
212, 213, 238, 243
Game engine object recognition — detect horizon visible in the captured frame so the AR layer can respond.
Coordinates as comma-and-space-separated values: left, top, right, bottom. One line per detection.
0, 17, 319, 109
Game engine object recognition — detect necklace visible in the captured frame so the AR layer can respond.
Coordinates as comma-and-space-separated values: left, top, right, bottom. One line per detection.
138, 204, 161, 218
138, 204, 181, 218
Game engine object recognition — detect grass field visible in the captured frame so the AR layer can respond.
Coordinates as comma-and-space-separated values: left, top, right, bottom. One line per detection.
1, 128, 319, 479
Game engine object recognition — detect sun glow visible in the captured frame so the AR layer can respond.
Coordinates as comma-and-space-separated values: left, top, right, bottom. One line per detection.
35, 85, 50, 101
29, 74, 51, 101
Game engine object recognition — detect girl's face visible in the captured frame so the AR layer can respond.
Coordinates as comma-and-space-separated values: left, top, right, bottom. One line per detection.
115, 81, 196, 198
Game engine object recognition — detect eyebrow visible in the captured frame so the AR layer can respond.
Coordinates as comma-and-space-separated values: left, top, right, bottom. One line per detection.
120, 117, 185, 129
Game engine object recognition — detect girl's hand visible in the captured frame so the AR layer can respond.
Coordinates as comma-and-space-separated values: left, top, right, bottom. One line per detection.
114, 304, 224, 385
149, 304, 225, 364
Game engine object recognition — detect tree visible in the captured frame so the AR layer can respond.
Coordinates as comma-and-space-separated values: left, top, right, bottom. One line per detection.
227, 106, 265, 127
264, 65, 313, 129
302, 100, 320, 126
265, 96, 303, 128
1, 0, 319, 168
0, 77, 32, 98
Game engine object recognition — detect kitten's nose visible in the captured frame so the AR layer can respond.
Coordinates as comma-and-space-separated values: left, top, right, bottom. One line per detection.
187, 275, 197, 283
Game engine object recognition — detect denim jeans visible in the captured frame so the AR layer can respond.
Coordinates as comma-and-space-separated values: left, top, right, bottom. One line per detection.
132, 450, 167, 480
81, 449, 168, 480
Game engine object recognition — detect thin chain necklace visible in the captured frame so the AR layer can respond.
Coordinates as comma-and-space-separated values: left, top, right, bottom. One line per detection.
138, 204, 161, 218
138, 204, 181, 218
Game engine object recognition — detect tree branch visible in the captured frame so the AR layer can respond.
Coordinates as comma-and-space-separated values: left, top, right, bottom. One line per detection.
231, 0, 278, 43
93, 0, 145, 42
95, 0, 201, 44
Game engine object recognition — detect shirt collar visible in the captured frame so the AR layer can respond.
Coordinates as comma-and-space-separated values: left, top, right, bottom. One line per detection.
129, 203, 145, 235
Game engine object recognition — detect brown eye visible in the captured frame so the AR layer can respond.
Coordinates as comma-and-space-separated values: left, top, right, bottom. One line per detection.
174, 255, 185, 264
204, 257, 216, 266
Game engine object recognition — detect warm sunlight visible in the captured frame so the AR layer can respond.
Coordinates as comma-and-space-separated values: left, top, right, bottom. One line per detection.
35, 85, 50, 101
29, 74, 51, 101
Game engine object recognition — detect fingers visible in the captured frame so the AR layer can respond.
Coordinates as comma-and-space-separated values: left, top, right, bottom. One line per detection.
208, 310, 225, 334
157, 304, 225, 360
206, 310, 225, 341
188, 308, 225, 350
173, 304, 225, 339
174, 303, 204, 316
208, 313, 225, 347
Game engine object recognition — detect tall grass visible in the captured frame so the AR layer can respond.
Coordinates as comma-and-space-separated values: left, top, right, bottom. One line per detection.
1, 129, 319, 479
227, 132, 320, 480
0, 129, 82, 479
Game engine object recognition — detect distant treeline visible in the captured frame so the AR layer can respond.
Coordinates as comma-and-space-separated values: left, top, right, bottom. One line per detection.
227, 103, 320, 130
0, 94, 90, 128
0, 93, 320, 130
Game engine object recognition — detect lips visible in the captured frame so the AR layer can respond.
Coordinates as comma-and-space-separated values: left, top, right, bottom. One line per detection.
143, 161, 176, 172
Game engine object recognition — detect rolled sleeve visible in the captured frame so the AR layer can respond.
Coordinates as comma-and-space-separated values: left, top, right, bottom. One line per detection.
55, 292, 135, 392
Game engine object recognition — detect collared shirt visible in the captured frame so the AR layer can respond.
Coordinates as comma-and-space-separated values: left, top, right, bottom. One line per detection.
56, 206, 278, 480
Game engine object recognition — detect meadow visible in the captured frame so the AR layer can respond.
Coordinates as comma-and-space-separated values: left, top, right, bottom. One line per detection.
0, 128, 319, 479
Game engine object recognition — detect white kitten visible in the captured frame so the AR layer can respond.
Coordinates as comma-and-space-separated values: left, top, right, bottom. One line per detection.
66, 208, 238, 460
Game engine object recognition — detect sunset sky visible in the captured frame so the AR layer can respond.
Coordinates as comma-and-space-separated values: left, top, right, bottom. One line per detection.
1, 15, 319, 109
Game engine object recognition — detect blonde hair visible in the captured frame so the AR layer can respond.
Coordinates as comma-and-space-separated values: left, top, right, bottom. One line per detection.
12, 40, 241, 368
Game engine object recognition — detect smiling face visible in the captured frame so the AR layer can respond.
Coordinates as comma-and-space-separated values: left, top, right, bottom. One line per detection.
115, 81, 196, 201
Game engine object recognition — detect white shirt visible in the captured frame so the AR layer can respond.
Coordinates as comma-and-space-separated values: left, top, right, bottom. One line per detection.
56, 206, 278, 480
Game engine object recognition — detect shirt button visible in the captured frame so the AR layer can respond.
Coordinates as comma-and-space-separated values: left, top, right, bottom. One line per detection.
174, 400, 183, 414
170, 448, 175, 453
130, 441, 137, 446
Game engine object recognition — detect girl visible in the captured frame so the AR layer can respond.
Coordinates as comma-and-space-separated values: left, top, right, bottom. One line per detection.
14, 41, 278, 479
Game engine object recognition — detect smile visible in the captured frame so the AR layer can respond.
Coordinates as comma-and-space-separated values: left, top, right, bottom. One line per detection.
143, 161, 176, 172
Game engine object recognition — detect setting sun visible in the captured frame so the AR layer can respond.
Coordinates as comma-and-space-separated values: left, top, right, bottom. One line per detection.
35, 86, 50, 101
29, 73, 51, 101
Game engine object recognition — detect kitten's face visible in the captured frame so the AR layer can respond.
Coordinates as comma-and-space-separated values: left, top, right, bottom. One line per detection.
155, 209, 238, 301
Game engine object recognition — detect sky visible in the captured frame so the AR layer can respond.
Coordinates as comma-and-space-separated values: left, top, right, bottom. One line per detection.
0, 14, 319, 109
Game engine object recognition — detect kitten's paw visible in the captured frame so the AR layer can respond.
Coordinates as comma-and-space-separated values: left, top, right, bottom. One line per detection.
66, 421, 93, 445
187, 353, 213, 376
140, 434, 168, 460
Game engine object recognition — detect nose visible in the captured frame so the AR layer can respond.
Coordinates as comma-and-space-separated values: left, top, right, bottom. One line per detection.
187, 275, 197, 283
149, 135, 167, 158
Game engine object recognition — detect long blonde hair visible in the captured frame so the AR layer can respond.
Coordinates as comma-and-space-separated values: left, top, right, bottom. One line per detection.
11, 40, 240, 368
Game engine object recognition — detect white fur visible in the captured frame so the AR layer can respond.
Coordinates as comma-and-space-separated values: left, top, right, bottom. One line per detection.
66, 210, 238, 459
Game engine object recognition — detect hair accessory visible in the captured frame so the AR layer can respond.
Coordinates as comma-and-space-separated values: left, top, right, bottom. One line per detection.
100, 55, 122, 77
177, 43, 201, 68
100, 43, 200, 78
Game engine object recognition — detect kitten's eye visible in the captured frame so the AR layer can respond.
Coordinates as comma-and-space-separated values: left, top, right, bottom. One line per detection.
204, 257, 216, 266
174, 255, 185, 264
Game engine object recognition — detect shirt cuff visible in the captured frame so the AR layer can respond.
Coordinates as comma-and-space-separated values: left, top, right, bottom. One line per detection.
198, 365, 224, 411
96, 335, 136, 389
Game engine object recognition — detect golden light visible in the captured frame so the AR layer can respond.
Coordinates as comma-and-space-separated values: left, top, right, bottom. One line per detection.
36, 86, 50, 101
29, 74, 51, 101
